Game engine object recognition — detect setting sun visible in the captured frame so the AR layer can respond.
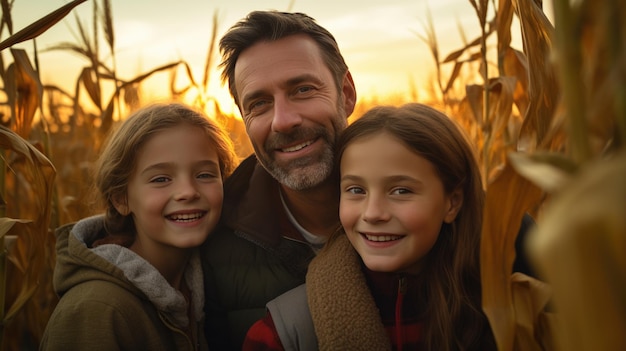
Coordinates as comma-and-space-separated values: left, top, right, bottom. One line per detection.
7, 0, 537, 117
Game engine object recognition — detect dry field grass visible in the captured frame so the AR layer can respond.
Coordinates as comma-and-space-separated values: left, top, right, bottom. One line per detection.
0, 0, 624, 350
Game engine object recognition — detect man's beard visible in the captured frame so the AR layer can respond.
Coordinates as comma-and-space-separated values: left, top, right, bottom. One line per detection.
256, 113, 346, 190
267, 142, 335, 190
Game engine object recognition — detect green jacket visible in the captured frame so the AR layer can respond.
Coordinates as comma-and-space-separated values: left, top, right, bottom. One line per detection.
40, 215, 208, 351
202, 155, 318, 350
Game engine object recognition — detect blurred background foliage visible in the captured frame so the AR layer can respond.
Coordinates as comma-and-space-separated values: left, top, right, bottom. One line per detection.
0, 0, 623, 350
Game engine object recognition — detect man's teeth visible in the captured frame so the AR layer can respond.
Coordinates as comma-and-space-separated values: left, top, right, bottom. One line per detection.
169, 213, 203, 222
282, 140, 313, 152
364, 234, 402, 242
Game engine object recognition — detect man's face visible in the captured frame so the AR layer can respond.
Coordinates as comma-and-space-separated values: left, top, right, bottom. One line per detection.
234, 34, 356, 190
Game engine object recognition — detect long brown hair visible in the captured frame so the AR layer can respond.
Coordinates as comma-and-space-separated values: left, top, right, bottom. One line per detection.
336, 103, 495, 350
93, 102, 238, 245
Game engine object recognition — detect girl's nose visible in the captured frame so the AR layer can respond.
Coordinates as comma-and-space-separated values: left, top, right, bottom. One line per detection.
174, 180, 200, 201
362, 195, 391, 223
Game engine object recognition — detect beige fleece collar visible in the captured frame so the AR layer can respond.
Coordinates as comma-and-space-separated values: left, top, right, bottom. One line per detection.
306, 235, 391, 351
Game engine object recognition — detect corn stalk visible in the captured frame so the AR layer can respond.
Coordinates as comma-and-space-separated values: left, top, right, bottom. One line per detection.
0, 1, 86, 349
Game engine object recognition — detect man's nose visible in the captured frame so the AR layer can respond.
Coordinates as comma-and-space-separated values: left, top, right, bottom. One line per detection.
271, 97, 303, 133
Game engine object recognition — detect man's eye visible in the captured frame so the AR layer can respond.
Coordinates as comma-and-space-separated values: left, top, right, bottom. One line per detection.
296, 86, 313, 94
251, 100, 266, 109
248, 100, 270, 113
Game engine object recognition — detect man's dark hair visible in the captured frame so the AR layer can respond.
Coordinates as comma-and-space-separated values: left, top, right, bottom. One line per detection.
219, 10, 349, 106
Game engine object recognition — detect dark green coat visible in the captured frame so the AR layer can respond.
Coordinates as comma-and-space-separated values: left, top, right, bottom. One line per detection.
41, 215, 208, 351
202, 155, 317, 350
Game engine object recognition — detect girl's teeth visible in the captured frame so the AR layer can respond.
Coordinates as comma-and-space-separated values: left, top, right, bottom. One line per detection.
365, 234, 402, 242
169, 213, 202, 221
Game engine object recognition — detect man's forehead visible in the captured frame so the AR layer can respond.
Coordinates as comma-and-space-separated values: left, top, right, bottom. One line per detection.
235, 35, 323, 75
234, 35, 329, 96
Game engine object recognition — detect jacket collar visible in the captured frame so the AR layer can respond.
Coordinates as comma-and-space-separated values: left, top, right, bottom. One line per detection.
67, 215, 205, 329
221, 154, 304, 247
306, 235, 392, 350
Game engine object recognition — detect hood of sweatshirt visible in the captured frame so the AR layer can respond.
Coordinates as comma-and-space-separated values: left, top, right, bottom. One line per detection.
53, 215, 204, 328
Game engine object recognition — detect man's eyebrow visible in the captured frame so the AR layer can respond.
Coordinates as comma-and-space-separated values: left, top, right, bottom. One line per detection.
285, 73, 322, 86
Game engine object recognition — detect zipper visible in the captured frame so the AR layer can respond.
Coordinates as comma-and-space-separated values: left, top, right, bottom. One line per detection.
158, 313, 196, 349
395, 276, 407, 351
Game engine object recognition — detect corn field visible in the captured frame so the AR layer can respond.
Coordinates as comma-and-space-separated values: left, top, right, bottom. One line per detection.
0, 0, 624, 350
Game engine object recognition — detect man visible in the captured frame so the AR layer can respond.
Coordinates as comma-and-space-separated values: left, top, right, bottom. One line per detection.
202, 11, 356, 350
202, 10, 535, 350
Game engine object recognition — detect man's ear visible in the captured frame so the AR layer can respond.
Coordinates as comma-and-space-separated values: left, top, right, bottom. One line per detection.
342, 71, 357, 118
113, 195, 130, 216
443, 187, 464, 223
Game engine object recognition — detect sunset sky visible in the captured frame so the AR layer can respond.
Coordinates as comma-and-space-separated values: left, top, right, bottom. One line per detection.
9, 0, 551, 115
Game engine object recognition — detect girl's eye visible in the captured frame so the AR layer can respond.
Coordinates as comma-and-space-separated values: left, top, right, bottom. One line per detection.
198, 172, 218, 179
150, 176, 170, 183
391, 187, 412, 195
346, 186, 365, 195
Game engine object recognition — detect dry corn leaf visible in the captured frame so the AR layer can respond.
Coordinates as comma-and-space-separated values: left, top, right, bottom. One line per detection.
510, 272, 556, 351
442, 36, 482, 63
5, 48, 42, 138
444, 60, 466, 95
0, 48, 6, 81
1, 0, 13, 35
481, 158, 544, 351
123, 84, 140, 111
502, 47, 530, 116
442, 41, 490, 94
202, 10, 219, 90
79, 66, 102, 109
3, 275, 38, 324
5, 221, 33, 274
464, 76, 516, 159
508, 151, 578, 193
464, 76, 516, 133
0, 129, 56, 327
528, 151, 626, 351
465, 84, 484, 126
99, 61, 182, 134
0, 125, 54, 168
0, 127, 56, 236
487, 76, 516, 138
497, 0, 514, 53
0, 218, 32, 239
575, 0, 625, 156
513, 0, 558, 149
101, 0, 115, 53
468, 0, 489, 31
0, 0, 87, 52
100, 96, 115, 135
